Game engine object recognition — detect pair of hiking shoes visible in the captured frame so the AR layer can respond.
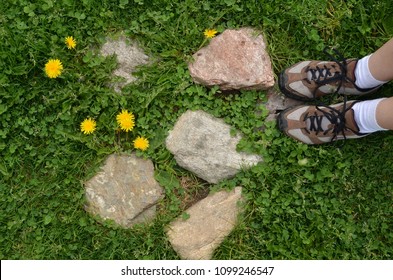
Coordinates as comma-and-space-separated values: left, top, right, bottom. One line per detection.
277, 49, 379, 144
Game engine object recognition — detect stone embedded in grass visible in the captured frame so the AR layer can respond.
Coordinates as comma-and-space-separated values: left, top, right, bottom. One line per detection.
259, 88, 303, 123
188, 28, 275, 91
166, 110, 262, 184
84, 154, 163, 228
166, 187, 243, 260
100, 36, 149, 92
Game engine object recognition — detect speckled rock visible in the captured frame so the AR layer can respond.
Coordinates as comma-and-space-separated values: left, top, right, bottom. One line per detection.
100, 36, 149, 92
84, 154, 163, 228
167, 187, 243, 259
166, 110, 262, 183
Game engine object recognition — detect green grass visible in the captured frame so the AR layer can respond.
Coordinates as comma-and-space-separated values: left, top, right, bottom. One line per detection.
1, 0, 393, 259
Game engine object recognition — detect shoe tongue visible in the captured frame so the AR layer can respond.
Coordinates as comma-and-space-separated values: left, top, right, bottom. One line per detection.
305, 115, 331, 131
304, 107, 359, 133
346, 60, 357, 82
306, 60, 357, 83
307, 65, 331, 81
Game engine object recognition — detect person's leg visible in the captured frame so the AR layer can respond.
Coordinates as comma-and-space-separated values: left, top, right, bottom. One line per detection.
351, 38, 393, 133
354, 38, 393, 89
376, 97, 393, 130
353, 98, 388, 133
369, 38, 393, 81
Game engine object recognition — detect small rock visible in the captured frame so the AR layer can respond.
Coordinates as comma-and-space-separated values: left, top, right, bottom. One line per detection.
84, 154, 163, 228
167, 187, 243, 260
166, 110, 262, 184
188, 28, 275, 91
100, 36, 149, 92
261, 89, 303, 123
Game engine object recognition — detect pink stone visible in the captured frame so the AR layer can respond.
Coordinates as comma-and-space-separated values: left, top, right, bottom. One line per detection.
189, 28, 275, 91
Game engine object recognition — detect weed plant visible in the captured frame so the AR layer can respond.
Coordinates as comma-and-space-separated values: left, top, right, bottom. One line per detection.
1, 0, 393, 259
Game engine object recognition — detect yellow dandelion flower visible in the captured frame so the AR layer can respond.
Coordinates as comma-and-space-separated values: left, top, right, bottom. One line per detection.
65, 36, 77, 49
45, 59, 63, 78
80, 118, 97, 135
204, 29, 218, 39
116, 109, 135, 132
133, 136, 149, 151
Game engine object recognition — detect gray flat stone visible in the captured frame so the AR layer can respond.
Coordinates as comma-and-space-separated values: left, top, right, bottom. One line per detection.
167, 187, 243, 259
100, 36, 149, 92
84, 154, 163, 228
166, 110, 262, 184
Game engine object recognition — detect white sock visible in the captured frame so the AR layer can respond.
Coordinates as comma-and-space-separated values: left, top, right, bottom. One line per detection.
355, 54, 388, 89
352, 98, 388, 133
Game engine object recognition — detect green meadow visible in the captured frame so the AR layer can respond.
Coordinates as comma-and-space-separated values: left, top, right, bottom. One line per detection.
1, 0, 392, 259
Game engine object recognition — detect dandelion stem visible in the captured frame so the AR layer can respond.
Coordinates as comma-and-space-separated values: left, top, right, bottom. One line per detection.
198, 38, 208, 50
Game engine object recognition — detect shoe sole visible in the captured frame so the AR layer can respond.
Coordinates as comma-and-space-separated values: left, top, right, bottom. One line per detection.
277, 106, 291, 132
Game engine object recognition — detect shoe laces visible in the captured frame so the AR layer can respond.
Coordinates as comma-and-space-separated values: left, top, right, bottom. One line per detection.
305, 48, 355, 99
303, 100, 360, 142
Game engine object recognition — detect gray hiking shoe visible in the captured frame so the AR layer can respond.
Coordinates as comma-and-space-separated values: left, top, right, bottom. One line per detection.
278, 49, 380, 101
